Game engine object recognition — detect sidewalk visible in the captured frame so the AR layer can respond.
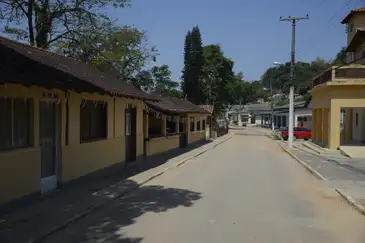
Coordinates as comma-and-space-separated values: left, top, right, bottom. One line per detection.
0, 133, 233, 243
278, 140, 365, 216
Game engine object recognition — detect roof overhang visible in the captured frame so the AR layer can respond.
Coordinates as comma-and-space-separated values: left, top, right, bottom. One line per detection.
346, 29, 365, 52
342, 8, 365, 24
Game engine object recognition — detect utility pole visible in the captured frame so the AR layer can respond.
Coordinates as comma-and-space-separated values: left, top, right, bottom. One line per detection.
280, 15, 309, 148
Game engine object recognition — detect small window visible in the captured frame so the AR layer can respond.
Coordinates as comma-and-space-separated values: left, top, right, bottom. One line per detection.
350, 24, 354, 32
356, 113, 359, 126
148, 114, 163, 138
197, 121, 201, 131
202, 120, 206, 130
0, 98, 33, 151
166, 119, 177, 135
80, 100, 107, 143
190, 120, 195, 132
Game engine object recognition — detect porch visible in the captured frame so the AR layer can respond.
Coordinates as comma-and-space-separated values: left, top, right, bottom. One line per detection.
312, 64, 365, 152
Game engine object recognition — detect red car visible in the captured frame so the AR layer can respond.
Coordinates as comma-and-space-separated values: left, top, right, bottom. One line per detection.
281, 127, 312, 141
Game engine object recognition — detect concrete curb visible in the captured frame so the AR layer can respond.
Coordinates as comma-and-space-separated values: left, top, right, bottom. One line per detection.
30, 133, 234, 243
176, 133, 234, 167
336, 189, 365, 216
278, 143, 327, 181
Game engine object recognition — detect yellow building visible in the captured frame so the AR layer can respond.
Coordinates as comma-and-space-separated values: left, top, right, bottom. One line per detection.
0, 36, 208, 206
144, 93, 210, 156
312, 7, 365, 150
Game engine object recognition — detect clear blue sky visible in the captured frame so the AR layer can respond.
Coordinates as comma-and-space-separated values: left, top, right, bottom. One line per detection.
106, 0, 362, 81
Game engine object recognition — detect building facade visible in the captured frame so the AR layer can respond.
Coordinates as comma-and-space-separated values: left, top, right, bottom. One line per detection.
311, 7, 365, 149
0, 36, 209, 206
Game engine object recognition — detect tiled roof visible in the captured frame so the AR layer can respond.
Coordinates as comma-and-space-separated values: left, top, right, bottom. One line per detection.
342, 7, 365, 24
245, 103, 271, 111
0, 36, 158, 101
200, 105, 214, 114
146, 93, 210, 114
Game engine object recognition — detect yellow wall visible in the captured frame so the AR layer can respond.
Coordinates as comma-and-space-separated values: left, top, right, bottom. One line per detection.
312, 84, 365, 149
0, 84, 145, 203
188, 113, 207, 144
0, 148, 41, 204
146, 135, 179, 156
347, 13, 365, 45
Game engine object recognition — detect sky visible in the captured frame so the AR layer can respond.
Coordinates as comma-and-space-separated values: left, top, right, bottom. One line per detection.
105, 0, 362, 81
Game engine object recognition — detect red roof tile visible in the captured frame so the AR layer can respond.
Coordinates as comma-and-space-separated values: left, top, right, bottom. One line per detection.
342, 7, 365, 24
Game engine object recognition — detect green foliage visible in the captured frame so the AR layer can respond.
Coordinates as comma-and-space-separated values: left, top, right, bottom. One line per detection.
181, 26, 204, 104
0, 0, 131, 48
56, 25, 158, 81
332, 47, 347, 65
132, 65, 182, 98
225, 73, 268, 106
201, 44, 235, 115
260, 58, 331, 96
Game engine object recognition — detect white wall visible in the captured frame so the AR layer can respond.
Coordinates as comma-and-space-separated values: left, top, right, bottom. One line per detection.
255, 116, 262, 124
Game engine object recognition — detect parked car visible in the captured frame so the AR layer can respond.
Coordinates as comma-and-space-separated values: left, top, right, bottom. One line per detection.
281, 127, 312, 141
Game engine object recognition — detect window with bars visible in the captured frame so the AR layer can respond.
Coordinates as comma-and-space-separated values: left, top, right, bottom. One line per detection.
0, 98, 33, 151
80, 100, 107, 143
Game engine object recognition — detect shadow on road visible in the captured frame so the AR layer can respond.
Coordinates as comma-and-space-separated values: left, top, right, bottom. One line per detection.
42, 180, 202, 243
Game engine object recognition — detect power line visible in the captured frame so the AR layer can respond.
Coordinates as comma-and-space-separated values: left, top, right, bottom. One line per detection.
279, 15, 309, 149
297, 0, 355, 57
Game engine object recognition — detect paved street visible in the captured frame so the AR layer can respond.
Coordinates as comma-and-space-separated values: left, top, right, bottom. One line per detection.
42, 134, 365, 243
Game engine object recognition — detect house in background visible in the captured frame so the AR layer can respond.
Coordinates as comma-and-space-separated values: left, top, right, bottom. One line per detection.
245, 103, 272, 125
224, 103, 271, 125
143, 94, 210, 156
273, 99, 312, 129
311, 7, 365, 155
0, 36, 209, 207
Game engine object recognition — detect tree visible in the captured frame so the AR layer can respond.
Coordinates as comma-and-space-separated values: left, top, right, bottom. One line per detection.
56, 25, 158, 81
0, 0, 130, 48
225, 72, 249, 111
151, 65, 181, 97
332, 47, 347, 65
181, 30, 192, 98
181, 26, 204, 104
130, 70, 154, 92
260, 58, 331, 96
201, 44, 234, 115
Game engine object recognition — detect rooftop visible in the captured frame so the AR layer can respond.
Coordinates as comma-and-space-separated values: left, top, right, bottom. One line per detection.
0, 36, 158, 101
341, 7, 365, 24
146, 93, 210, 115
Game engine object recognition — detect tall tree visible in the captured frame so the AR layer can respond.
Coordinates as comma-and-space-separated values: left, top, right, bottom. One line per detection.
202, 44, 234, 115
181, 30, 192, 98
190, 26, 204, 104
0, 0, 130, 48
182, 26, 204, 104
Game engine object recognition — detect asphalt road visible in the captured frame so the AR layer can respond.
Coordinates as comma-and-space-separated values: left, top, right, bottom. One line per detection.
43, 135, 365, 243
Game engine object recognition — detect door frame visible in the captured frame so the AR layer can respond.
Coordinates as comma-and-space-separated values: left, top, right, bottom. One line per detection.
125, 104, 137, 163
39, 99, 61, 194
